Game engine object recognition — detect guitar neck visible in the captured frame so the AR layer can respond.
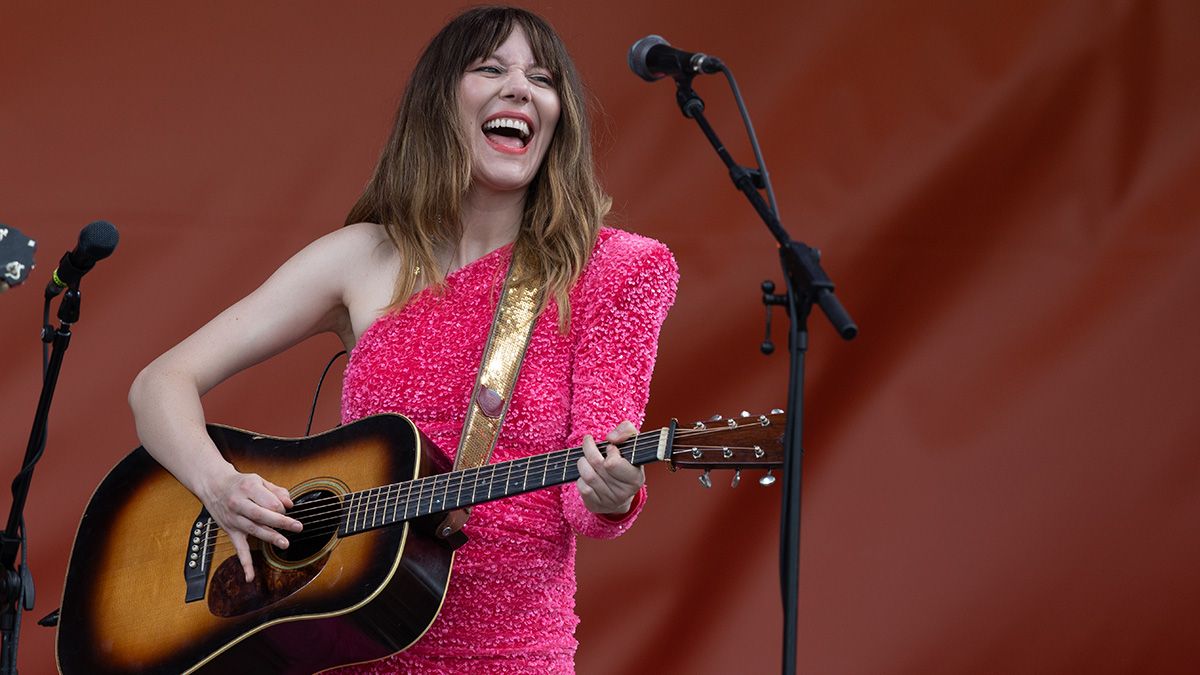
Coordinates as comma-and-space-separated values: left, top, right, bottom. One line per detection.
339, 423, 677, 536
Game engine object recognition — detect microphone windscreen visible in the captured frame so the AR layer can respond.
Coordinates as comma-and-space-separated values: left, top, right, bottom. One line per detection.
629, 35, 669, 81
78, 220, 119, 261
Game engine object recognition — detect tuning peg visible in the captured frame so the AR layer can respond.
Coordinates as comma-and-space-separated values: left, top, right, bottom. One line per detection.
709, 414, 724, 422
740, 410, 751, 417
731, 470, 741, 488
770, 408, 784, 415
759, 470, 776, 486
699, 470, 712, 489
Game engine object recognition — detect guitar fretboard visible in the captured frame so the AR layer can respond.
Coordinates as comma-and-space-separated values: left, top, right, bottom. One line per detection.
338, 426, 673, 536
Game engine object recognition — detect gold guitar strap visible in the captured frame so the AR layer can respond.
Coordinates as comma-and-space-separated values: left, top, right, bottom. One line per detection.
437, 251, 544, 539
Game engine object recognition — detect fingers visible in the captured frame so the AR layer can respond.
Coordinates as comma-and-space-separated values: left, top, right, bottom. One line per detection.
237, 475, 302, 532
229, 531, 255, 583
207, 472, 304, 583
265, 480, 295, 510
605, 420, 639, 443
577, 433, 645, 514
577, 441, 619, 506
258, 479, 302, 532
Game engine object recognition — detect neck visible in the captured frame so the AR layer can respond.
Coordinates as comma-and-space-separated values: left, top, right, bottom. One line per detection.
448, 186, 526, 273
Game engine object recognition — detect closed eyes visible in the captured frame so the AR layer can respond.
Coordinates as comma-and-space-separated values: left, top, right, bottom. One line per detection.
471, 64, 555, 88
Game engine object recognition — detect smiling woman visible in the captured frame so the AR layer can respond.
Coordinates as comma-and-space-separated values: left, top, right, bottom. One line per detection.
119, 5, 677, 675
458, 26, 563, 201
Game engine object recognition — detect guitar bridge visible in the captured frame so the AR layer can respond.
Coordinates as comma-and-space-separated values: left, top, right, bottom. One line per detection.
183, 509, 216, 603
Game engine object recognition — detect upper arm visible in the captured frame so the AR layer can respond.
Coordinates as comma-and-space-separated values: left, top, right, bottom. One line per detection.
148, 223, 388, 395
567, 234, 679, 444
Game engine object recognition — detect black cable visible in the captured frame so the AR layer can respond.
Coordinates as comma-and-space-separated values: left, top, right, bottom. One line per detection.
719, 63, 780, 219
11, 300, 54, 500
306, 351, 347, 435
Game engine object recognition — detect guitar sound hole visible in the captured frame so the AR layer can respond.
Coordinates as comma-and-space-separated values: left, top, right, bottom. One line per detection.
272, 489, 339, 563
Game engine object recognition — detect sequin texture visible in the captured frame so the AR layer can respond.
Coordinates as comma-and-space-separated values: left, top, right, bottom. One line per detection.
332, 228, 678, 673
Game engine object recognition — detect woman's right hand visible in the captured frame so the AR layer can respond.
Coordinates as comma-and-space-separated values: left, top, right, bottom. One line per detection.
199, 467, 303, 583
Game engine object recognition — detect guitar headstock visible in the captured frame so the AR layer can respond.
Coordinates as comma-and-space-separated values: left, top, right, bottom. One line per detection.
669, 410, 786, 487
0, 225, 37, 292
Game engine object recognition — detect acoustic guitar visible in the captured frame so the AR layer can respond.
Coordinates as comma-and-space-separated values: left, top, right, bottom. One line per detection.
56, 411, 785, 674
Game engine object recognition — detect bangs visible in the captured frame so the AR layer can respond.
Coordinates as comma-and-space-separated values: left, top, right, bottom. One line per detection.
460, 9, 568, 81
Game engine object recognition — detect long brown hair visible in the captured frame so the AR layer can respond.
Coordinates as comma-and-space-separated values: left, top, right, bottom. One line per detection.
345, 6, 610, 331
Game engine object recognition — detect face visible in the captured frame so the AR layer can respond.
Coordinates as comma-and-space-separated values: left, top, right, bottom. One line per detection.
458, 25, 561, 197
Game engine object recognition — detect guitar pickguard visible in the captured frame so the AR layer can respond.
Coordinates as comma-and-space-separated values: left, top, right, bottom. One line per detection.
208, 549, 330, 618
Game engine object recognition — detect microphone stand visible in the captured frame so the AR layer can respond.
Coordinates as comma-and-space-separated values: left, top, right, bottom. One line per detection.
670, 75, 857, 675
0, 287, 83, 674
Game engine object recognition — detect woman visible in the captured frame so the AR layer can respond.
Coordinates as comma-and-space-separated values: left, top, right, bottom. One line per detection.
129, 6, 677, 673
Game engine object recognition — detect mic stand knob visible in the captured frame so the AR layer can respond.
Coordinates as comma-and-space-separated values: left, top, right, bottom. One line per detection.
761, 280, 787, 355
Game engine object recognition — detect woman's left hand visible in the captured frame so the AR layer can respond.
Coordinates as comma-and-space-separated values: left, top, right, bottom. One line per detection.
577, 421, 645, 515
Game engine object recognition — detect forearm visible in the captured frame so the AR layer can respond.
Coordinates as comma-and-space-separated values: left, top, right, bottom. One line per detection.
128, 361, 236, 501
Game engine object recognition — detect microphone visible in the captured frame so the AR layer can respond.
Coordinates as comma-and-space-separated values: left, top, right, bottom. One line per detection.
628, 35, 724, 82
45, 220, 119, 298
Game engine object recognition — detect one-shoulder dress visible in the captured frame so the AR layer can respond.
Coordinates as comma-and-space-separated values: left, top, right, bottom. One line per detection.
331, 227, 678, 674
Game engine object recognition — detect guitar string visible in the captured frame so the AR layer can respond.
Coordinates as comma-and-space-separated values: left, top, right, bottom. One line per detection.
194, 423, 778, 553
207, 423, 758, 522
195, 427, 777, 554
197, 440, 775, 555
196, 436, 662, 552
198, 423, 770, 540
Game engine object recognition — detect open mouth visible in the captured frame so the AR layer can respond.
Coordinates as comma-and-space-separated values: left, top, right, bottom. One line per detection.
482, 117, 532, 151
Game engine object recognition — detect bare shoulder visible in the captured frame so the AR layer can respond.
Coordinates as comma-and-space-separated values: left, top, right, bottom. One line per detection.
331, 223, 401, 341
306, 222, 393, 262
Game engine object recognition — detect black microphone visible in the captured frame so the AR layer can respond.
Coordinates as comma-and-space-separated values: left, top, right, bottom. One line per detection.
45, 220, 119, 298
628, 35, 723, 82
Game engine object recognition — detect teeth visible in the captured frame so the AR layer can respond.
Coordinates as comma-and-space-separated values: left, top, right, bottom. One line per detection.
482, 117, 530, 139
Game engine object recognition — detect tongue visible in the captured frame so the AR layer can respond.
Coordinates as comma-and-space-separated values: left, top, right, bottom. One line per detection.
485, 130, 524, 148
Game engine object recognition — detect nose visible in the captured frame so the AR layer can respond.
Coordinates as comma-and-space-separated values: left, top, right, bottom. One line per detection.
500, 70, 532, 103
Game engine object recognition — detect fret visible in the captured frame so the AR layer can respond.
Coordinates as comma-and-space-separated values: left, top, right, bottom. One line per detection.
357, 490, 368, 531
361, 489, 371, 531
412, 476, 426, 519
430, 473, 447, 515
502, 461, 514, 499
506, 458, 519, 495
366, 487, 377, 528
481, 465, 497, 502
401, 481, 414, 523
369, 485, 379, 528
382, 483, 395, 525
521, 455, 530, 492
416, 476, 430, 517
346, 491, 360, 534
450, 467, 464, 510
534, 451, 550, 491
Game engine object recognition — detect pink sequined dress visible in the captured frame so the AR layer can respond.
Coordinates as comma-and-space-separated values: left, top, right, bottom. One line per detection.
332, 227, 678, 674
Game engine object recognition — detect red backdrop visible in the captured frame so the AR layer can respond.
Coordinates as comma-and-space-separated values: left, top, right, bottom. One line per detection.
2, 1, 1198, 673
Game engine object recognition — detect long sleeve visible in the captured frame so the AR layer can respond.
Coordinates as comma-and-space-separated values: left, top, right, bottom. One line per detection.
561, 229, 679, 539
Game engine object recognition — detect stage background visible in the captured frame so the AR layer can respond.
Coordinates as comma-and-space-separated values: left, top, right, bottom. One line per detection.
2, 0, 1197, 672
